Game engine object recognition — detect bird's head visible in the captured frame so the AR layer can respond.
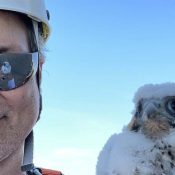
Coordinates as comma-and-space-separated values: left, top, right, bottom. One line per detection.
128, 83, 175, 139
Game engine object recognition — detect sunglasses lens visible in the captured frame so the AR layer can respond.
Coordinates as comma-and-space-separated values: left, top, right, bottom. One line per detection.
0, 52, 38, 91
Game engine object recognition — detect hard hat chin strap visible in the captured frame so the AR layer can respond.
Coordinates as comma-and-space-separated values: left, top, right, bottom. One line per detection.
21, 132, 33, 171
21, 77, 42, 174
21, 96, 42, 174
32, 21, 39, 49
21, 20, 42, 174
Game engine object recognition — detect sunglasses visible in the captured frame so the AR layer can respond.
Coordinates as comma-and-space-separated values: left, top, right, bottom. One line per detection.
0, 52, 38, 91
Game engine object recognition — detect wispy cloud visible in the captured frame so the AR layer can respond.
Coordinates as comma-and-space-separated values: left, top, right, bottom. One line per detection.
54, 148, 93, 157
34, 106, 126, 175
34, 147, 98, 175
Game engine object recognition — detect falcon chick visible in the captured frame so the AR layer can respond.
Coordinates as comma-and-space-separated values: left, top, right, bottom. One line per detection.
96, 83, 175, 175
129, 83, 175, 139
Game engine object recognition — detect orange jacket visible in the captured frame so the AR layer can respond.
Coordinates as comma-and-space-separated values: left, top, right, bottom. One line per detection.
40, 168, 63, 175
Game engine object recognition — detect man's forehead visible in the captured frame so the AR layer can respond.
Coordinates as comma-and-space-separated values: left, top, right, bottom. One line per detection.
0, 11, 30, 53
0, 10, 20, 17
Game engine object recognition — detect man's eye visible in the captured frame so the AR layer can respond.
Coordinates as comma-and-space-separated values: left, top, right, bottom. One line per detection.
166, 99, 175, 114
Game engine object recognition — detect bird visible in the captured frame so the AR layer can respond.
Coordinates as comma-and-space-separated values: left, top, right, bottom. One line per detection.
96, 83, 175, 175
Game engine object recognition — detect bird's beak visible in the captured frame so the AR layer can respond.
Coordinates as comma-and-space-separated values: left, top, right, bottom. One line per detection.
142, 100, 160, 121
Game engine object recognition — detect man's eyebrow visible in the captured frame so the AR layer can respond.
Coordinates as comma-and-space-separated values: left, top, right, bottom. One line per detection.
0, 47, 9, 53
0, 45, 25, 53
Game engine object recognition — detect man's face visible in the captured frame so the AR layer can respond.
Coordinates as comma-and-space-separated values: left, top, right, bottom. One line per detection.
0, 12, 40, 160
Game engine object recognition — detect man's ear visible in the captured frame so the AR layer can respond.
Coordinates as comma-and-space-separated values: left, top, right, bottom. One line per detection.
39, 58, 45, 83
37, 57, 44, 121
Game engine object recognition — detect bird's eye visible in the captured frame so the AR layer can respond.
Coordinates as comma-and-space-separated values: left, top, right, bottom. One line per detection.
166, 99, 175, 114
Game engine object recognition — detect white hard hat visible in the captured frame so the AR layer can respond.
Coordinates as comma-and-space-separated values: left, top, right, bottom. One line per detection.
0, 0, 50, 40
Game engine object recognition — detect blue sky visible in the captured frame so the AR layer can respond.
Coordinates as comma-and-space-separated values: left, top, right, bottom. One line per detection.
34, 0, 175, 174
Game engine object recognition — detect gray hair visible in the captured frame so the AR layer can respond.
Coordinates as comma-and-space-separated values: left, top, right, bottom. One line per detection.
38, 34, 46, 61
